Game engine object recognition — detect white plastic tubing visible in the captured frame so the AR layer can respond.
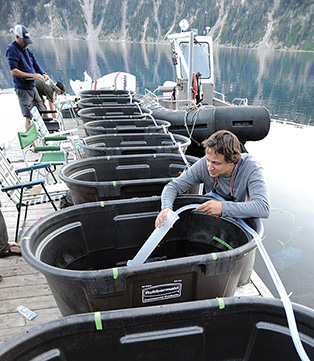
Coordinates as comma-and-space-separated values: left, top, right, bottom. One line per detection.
147, 113, 191, 169
127, 204, 200, 266
208, 192, 310, 361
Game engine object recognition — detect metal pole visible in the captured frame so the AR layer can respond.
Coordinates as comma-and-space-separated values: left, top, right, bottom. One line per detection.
187, 31, 194, 103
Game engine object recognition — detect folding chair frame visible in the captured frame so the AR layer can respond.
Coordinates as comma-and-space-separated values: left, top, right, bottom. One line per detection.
1, 162, 61, 241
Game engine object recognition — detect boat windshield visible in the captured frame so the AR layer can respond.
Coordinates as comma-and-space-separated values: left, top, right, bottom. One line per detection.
179, 41, 211, 79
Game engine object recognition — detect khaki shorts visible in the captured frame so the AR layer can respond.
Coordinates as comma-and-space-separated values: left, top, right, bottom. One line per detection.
15, 88, 46, 118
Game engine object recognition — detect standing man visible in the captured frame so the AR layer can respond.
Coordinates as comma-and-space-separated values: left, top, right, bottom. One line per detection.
6, 24, 49, 130
155, 130, 270, 227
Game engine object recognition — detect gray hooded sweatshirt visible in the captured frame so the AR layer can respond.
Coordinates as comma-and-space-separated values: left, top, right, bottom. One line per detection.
161, 153, 270, 219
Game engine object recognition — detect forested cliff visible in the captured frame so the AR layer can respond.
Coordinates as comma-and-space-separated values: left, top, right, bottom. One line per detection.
0, 0, 313, 51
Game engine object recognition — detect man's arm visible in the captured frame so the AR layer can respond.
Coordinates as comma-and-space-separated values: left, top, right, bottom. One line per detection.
10, 68, 46, 81
161, 157, 206, 210
222, 166, 270, 219
156, 158, 207, 227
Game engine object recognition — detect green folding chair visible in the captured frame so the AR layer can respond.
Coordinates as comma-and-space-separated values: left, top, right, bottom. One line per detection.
18, 124, 68, 181
0, 149, 68, 241
31, 106, 82, 159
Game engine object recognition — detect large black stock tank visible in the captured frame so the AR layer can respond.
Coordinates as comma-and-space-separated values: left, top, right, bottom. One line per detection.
59, 153, 199, 203
78, 106, 151, 123
78, 89, 134, 98
1, 297, 314, 361
80, 132, 191, 157
20, 195, 261, 316
83, 118, 171, 136
77, 96, 141, 109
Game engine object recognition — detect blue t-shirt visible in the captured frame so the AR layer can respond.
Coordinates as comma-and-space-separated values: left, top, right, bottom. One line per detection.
6, 41, 44, 90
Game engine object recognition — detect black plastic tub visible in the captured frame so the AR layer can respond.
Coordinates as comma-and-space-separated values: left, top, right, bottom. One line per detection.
20, 195, 260, 316
81, 133, 191, 157
78, 106, 151, 124
59, 154, 199, 203
77, 96, 141, 109
79, 89, 134, 99
83, 118, 171, 136
1, 297, 314, 361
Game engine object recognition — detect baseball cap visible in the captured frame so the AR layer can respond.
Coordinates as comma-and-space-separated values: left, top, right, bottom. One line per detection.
14, 24, 33, 44
55, 82, 66, 94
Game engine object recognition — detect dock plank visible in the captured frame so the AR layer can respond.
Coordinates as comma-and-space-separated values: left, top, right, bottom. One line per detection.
0, 308, 61, 345
0, 114, 78, 346
0, 293, 58, 314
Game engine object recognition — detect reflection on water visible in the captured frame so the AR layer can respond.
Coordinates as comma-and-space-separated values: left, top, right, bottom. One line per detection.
1, 36, 313, 124
247, 121, 314, 308
214, 47, 314, 125
1, 35, 314, 307
0, 36, 175, 96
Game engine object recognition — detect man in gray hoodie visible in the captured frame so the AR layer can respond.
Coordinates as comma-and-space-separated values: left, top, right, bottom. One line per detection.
155, 130, 270, 227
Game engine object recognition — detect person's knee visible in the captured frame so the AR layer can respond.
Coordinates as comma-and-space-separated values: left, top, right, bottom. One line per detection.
25, 117, 31, 130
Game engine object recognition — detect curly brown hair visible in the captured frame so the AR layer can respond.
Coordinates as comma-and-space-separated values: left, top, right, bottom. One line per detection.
202, 130, 241, 164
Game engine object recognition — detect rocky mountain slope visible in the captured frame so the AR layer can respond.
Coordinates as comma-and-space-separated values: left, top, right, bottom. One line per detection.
0, 0, 313, 51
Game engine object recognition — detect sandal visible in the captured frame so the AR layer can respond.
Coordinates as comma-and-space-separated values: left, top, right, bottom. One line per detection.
0, 245, 22, 258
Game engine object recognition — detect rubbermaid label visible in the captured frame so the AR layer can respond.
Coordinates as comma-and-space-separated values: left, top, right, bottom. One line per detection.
142, 283, 182, 303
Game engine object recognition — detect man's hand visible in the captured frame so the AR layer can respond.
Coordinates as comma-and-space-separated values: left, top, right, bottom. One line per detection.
155, 207, 172, 228
33, 73, 45, 81
196, 200, 223, 216
10, 69, 46, 81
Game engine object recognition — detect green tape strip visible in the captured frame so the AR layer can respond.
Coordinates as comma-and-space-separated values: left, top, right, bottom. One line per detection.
213, 236, 233, 250
21, 236, 31, 240
106, 156, 110, 160
100, 201, 105, 207
216, 297, 225, 310
94, 312, 103, 330
212, 253, 217, 260
112, 268, 118, 280
113, 181, 117, 187
153, 154, 157, 158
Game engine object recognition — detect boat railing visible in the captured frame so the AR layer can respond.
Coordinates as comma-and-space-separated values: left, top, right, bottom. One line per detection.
213, 92, 248, 107
137, 89, 163, 111
213, 90, 226, 103
231, 97, 248, 106
159, 98, 197, 110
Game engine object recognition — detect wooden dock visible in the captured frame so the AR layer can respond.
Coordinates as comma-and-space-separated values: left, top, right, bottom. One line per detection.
0, 105, 272, 347
0, 107, 84, 345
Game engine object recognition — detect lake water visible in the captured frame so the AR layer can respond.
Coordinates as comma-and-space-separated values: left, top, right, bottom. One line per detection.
1, 36, 314, 308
